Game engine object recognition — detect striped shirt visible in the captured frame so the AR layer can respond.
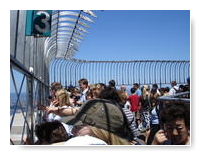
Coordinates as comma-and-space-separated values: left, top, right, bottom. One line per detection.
122, 108, 139, 139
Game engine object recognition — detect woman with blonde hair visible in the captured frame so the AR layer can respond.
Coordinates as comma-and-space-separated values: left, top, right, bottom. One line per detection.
39, 89, 75, 122
70, 125, 130, 145
55, 89, 71, 107
89, 126, 130, 145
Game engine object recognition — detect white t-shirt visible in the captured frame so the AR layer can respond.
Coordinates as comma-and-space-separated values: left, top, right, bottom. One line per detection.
46, 105, 70, 122
169, 86, 179, 95
80, 88, 89, 103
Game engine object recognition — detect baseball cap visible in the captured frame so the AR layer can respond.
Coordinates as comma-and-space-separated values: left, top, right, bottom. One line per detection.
63, 99, 129, 139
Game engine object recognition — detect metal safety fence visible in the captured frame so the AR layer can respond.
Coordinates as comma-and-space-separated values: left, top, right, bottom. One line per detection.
50, 58, 190, 87
158, 91, 190, 103
10, 56, 49, 145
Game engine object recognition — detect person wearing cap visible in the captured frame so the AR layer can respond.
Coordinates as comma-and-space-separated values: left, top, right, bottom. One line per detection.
64, 98, 132, 145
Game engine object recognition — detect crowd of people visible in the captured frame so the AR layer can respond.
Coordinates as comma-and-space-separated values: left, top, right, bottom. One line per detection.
25, 78, 190, 145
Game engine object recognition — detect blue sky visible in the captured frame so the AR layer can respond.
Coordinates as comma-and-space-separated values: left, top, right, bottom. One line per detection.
74, 10, 190, 61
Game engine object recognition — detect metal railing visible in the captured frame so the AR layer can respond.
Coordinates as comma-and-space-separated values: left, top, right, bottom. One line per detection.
158, 91, 190, 103
50, 58, 190, 87
10, 56, 49, 145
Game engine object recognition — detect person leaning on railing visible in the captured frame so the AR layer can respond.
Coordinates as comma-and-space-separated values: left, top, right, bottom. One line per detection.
38, 88, 79, 120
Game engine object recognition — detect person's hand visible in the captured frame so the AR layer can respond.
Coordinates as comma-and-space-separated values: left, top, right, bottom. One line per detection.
130, 140, 138, 145
38, 104, 47, 111
151, 129, 168, 145
46, 107, 58, 114
52, 99, 59, 106
74, 100, 83, 105
23, 136, 34, 145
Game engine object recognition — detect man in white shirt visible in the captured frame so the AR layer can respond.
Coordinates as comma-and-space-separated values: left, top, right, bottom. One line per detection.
78, 78, 89, 104
169, 81, 179, 95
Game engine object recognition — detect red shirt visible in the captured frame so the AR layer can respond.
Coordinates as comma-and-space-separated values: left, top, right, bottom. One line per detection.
128, 94, 139, 112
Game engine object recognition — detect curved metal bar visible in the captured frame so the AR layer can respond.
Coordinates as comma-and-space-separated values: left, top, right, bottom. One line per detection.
94, 61, 98, 83
103, 62, 107, 84
159, 61, 164, 87
105, 62, 109, 84
183, 61, 188, 84
63, 59, 71, 87
148, 61, 152, 85
117, 62, 121, 85
125, 62, 129, 85
101, 62, 105, 84
74, 60, 79, 85
67, 60, 73, 86
98, 61, 101, 83
52, 59, 57, 82
115, 62, 120, 85
164, 61, 168, 84
137, 61, 141, 85
131, 62, 136, 84
177, 61, 183, 84
133, 61, 137, 84
127, 62, 131, 85
50, 59, 56, 83
83, 61, 87, 83
56, 58, 63, 82
89, 62, 93, 84
143, 61, 147, 85
142, 61, 146, 85
110, 62, 114, 82
88, 61, 92, 84
186, 62, 190, 78
95, 61, 98, 83
72, 60, 78, 86
154, 61, 159, 84
174, 62, 179, 83
77, 60, 84, 84
59, 59, 66, 85
68, 60, 74, 85
121, 62, 124, 85
123, 62, 127, 85
168, 62, 173, 83
53, 59, 59, 82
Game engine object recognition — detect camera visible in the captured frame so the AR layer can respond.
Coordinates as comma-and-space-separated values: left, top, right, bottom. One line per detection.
74, 95, 80, 101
